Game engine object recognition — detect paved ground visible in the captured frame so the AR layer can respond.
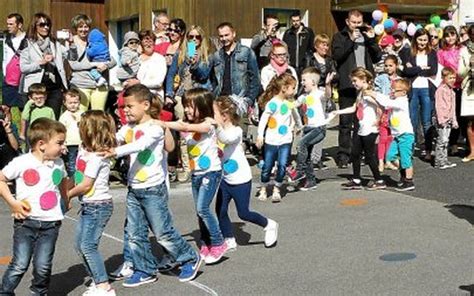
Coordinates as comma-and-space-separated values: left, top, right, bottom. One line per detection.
1, 128, 474, 295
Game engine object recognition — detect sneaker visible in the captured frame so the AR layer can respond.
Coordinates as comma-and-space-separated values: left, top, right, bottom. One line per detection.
366, 180, 386, 191
225, 237, 237, 252
82, 286, 116, 296
288, 171, 305, 183
199, 245, 210, 260
395, 180, 415, 192
341, 179, 362, 190
314, 161, 329, 171
257, 159, 265, 169
169, 170, 177, 182
205, 242, 228, 264
264, 219, 278, 248
122, 271, 157, 287
438, 162, 457, 170
271, 188, 281, 203
299, 181, 318, 191
178, 255, 202, 282
109, 261, 133, 281
257, 187, 267, 201
157, 254, 179, 273
286, 167, 297, 180
177, 170, 190, 182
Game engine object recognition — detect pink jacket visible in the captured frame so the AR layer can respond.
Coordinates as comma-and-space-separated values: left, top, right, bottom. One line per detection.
435, 83, 457, 126
437, 46, 462, 88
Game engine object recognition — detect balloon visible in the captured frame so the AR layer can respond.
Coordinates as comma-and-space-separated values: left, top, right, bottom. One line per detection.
425, 23, 435, 31
407, 23, 417, 36
398, 21, 407, 32
416, 24, 423, 30
371, 19, 379, 27
383, 19, 394, 30
430, 14, 441, 27
390, 18, 398, 32
439, 19, 448, 29
379, 4, 389, 22
372, 10, 383, 21
448, 11, 453, 20
374, 24, 385, 36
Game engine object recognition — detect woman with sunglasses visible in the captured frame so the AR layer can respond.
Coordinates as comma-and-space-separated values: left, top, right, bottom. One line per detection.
20, 12, 70, 119
400, 28, 438, 160
68, 14, 116, 112
162, 18, 186, 67
437, 25, 465, 156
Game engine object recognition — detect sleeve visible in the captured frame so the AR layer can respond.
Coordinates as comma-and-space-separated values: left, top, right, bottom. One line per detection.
2, 157, 20, 180
20, 42, 42, 74
216, 126, 241, 145
83, 154, 102, 179
21, 101, 32, 121
331, 33, 355, 64
250, 33, 266, 51
458, 48, 470, 78
47, 108, 56, 120
68, 45, 95, 71
190, 59, 211, 83
435, 87, 448, 124
246, 49, 261, 103
115, 125, 128, 143
165, 53, 179, 97
365, 36, 382, 64
115, 126, 164, 158
57, 158, 67, 178
374, 93, 405, 110
260, 67, 271, 90
257, 101, 274, 138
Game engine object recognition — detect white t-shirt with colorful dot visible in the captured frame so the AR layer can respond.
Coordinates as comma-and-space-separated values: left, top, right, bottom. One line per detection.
75, 148, 112, 202
357, 95, 379, 136
115, 120, 166, 189
297, 89, 327, 128
216, 125, 252, 185
185, 124, 221, 175
2, 153, 66, 221
258, 97, 294, 146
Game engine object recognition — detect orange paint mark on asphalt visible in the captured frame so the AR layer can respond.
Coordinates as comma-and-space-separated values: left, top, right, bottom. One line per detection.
0, 256, 12, 265
340, 198, 368, 206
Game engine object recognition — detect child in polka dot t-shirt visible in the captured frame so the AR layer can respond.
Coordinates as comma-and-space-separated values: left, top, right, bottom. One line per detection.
256, 73, 298, 202
102, 84, 202, 285
163, 88, 227, 265
67, 111, 117, 296
0, 118, 68, 295
213, 96, 279, 250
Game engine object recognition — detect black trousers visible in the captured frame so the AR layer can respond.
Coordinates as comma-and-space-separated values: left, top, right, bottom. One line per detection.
351, 132, 382, 181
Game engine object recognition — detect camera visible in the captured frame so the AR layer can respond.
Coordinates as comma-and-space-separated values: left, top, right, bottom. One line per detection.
356, 26, 369, 33
56, 30, 70, 40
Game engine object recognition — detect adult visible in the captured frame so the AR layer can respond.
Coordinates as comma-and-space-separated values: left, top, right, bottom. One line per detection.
20, 12, 68, 119
303, 34, 336, 88
251, 14, 281, 69
260, 42, 298, 91
211, 22, 260, 113
2, 13, 27, 109
437, 25, 464, 155
0, 105, 19, 170
153, 12, 170, 45
68, 14, 116, 112
400, 28, 438, 158
429, 27, 441, 51
331, 9, 382, 168
458, 24, 474, 162
392, 29, 410, 60
161, 18, 186, 65
460, 25, 469, 45
282, 11, 315, 74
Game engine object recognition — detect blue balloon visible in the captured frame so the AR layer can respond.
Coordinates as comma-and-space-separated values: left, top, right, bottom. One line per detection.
383, 19, 394, 30
371, 19, 379, 27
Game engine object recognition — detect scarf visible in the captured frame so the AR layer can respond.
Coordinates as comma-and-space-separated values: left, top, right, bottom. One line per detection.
35, 37, 57, 83
270, 59, 288, 76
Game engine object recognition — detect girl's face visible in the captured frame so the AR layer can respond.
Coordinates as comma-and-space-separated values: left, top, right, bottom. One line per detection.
76, 23, 90, 40
315, 41, 329, 56
187, 29, 202, 47
384, 60, 397, 75
212, 103, 226, 124
123, 96, 149, 124
351, 76, 368, 90
184, 102, 198, 122
416, 34, 429, 51
282, 83, 296, 98
444, 32, 458, 47
36, 17, 50, 38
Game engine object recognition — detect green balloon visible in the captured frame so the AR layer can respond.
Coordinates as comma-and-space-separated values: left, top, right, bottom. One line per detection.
430, 15, 441, 27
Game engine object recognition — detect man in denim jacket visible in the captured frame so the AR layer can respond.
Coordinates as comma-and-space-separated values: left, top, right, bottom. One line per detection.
210, 22, 260, 114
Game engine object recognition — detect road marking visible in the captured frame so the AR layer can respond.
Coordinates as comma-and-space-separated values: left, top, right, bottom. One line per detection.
340, 198, 368, 206
0, 256, 12, 265
65, 214, 218, 295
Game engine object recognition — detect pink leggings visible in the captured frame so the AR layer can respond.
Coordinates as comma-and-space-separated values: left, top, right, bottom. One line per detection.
378, 128, 393, 161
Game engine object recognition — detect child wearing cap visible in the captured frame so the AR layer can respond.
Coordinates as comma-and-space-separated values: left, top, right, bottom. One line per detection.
116, 31, 141, 86
374, 35, 399, 75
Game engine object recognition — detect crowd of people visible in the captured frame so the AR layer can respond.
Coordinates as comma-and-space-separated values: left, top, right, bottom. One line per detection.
0, 8, 473, 296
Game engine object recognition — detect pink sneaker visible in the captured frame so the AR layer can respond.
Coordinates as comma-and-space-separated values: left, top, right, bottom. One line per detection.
200, 245, 210, 260
205, 242, 228, 264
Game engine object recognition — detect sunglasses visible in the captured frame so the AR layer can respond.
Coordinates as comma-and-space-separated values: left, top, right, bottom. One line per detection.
128, 40, 139, 45
430, 35, 439, 39
187, 34, 202, 41
37, 22, 50, 28
167, 28, 182, 34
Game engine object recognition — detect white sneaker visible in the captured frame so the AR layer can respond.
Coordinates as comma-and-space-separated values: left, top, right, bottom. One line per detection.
109, 261, 133, 281
225, 237, 237, 252
271, 188, 281, 203
257, 187, 267, 201
264, 219, 278, 248
82, 285, 116, 296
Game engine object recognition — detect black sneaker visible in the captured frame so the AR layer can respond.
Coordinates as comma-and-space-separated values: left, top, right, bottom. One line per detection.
366, 180, 387, 191
299, 181, 318, 191
288, 172, 305, 183
169, 170, 177, 182
341, 179, 362, 190
395, 180, 415, 192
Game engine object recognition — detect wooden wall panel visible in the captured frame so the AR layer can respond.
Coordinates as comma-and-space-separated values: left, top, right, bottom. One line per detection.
50, 1, 106, 34
0, 0, 50, 31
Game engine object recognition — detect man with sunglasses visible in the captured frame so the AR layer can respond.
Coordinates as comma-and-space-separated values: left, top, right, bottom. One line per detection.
429, 27, 441, 51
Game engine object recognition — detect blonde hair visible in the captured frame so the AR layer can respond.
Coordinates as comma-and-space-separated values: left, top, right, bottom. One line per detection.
258, 73, 297, 109
215, 96, 240, 125
79, 110, 117, 152
393, 79, 410, 92
178, 25, 209, 65
314, 33, 330, 48
350, 67, 374, 90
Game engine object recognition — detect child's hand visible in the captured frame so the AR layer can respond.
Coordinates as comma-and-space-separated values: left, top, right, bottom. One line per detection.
325, 72, 336, 85
97, 148, 116, 158
205, 117, 217, 126
256, 137, 264, 149
152, 119, 167, 128
10, 199, 30, 220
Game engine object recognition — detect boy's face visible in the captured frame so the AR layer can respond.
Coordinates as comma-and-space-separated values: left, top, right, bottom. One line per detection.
40, 132, 66, 160
64, 95, 80, 112
301, 73, 318, 93
30, 93, 46, 107
127, 39, 139, 51
391, 83, 407, 99
444, 74, 456, 88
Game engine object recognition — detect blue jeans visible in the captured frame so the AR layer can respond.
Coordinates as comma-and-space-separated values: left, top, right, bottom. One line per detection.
410, 88, 433, 145
0, 219, 61, 296
75, 201, 113, 284
216, 180, 267, 238
64, 145, 78, 178
191, 170, 224, 246
296, 126, 326, 182
126, 182, 198, 275
261, 143, 291, 186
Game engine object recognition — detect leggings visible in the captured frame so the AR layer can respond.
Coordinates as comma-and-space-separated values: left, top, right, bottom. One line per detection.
378, 126, 393, 161
351, 132, 382, 181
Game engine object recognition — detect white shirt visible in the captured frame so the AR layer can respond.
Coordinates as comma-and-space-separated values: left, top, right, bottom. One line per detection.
258, 97, 294, 146
2, 153, 66, 221
260, 64, 298, 91
115, 120, 166, 189
297, 89, 327, 128
216, 126, 252, 185
137, 53, 167, 98
412, 54, 429, 88
374, 94, 414, 136
2, 32, 26, 73
357, 95, 379, 136
75, 148, 112, 202
59, 110, 83, 146
184, 124, 221, 175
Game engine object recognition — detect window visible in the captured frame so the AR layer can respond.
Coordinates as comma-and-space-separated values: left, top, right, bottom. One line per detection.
262, 8, 309, 34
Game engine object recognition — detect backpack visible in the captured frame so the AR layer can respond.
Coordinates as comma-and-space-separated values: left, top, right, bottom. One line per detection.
4, 36, 27, 87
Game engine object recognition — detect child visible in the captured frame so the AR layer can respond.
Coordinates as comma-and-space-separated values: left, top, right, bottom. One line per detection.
256, 73, 298, 202
67, 110, 117, 296
213, 96, 279, 250
333, 67, 386, 190
0, 118, 68, 295
365, 79, 416, 191
20, 83, 55, 144
434, 67, 458, 169
87, 28, 110, 87
59, 89, 83, 178
289, 67, 335, 190
102, 84, 201, 286
116, 31, 141, 84
162, 88, 227, 264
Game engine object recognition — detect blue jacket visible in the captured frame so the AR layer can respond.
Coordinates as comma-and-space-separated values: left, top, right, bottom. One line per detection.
87, 28, 110, 62
210, 42, 260, 104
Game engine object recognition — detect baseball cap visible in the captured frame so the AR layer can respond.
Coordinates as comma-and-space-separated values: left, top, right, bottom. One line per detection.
379, 35, 395, 47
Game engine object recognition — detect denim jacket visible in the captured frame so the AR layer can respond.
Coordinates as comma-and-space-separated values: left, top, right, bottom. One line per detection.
210, 42, 261, 104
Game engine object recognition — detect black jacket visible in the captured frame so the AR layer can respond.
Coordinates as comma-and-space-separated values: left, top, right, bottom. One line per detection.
303, 52, 338, 88
283, 26, 315, 71
331, 26, 382, 91
399, 49, 438, 99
